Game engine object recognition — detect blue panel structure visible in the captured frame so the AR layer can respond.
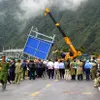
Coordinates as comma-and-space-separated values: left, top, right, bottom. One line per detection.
35, 51, 47, 60
38, 41, 51, 52
26, 37, 39, 49
24, 46, 35, 56
24, 36, 52, 60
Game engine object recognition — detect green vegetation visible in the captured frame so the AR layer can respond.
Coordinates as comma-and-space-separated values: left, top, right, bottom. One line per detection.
0, 0, 100, 55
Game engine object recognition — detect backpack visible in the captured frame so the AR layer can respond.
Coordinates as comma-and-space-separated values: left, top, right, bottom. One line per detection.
22, 62, 27, 70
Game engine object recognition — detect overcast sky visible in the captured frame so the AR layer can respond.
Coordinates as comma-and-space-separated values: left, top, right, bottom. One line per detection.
0, 0, 89, 22
16, 0, 88, 20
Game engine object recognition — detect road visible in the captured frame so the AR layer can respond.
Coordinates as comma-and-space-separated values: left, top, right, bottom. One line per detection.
0, 79, 100, 100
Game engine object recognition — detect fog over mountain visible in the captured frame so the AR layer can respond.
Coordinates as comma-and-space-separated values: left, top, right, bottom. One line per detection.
16, 0, 88, 20
0, 0, 100, 54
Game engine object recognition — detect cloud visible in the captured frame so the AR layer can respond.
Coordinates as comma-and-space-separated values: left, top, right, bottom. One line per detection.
0, 0, 2, 2
17, 0, 88, 20
59, 0, 88, 10
0, 0, 8, 2
0, 12, 5, 16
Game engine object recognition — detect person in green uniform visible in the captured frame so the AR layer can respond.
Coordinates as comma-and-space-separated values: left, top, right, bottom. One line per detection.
77, 60, 83, 80
94, 70, 100, 88
64, 59, 71, 80
14, 59, 22, 84
70, 60, 76, 80
90, 58, 97, 80
0, 55, 9, 91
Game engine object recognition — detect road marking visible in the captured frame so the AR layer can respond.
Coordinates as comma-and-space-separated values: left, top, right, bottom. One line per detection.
46, 84, 51, 87
82, 92, 92, 95
31, 83, 52, 96
64, 91, 80, 94
64, 91, 92, 95
31, 91, 39, 96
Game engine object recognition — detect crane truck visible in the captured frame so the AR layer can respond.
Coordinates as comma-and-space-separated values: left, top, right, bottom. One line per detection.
44, 8, 82, 60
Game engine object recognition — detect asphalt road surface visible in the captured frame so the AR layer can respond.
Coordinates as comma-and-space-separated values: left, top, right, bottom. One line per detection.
0, 79, 100, 100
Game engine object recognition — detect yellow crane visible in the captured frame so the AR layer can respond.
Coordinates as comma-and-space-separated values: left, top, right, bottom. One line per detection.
44, 8, 82, 60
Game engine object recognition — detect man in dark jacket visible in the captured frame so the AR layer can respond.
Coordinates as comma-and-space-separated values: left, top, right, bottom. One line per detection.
28, 60, 36, 80
21, 60, 27, 80
8, 59, 15, 83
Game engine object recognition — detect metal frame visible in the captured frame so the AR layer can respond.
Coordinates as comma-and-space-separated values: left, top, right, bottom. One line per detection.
23, 26, 55, 60
29, 26, 55, 43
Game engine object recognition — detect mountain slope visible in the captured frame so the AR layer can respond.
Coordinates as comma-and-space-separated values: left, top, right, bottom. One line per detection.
0, 0, 100, 54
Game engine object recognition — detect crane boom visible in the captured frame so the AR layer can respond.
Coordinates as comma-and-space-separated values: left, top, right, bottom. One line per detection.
45, 8, 82, 60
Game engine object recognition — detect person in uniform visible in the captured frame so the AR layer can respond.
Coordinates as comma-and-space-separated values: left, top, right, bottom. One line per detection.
84, 60, 92, 80
77, 60, 83, 80
90, 58, 97, 80
70, 60, 76, 80
14, 59, 22, 84
0, 55, 9, 91
94, 70, 100, 88
64, 59, 70, 80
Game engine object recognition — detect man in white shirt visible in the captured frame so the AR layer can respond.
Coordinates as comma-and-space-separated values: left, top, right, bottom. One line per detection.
59, 60, 65, 79
43, 60, 48, 78
47, 59, 54, 79
54, 59, 60, 80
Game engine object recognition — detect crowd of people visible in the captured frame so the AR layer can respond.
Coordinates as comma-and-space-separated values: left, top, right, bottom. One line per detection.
0, 55, 100, 91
